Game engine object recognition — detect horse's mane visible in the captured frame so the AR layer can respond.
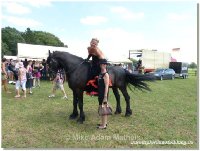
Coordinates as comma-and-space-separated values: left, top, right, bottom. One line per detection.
53, 51, 84, 62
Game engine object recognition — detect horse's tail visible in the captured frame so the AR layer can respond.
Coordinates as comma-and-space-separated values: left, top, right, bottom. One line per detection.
125, 70, 155, 91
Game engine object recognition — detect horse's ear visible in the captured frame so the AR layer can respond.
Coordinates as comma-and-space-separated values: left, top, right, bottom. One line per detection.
49, 50, 52, 56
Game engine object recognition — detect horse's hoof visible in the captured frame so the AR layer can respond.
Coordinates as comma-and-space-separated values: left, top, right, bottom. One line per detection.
77, 118, 84, 124
114, 108, 122, 114
114, 110, 122, 114
125, 113, 132, 117
125, 109, 132, 117
69, 113, 78, 119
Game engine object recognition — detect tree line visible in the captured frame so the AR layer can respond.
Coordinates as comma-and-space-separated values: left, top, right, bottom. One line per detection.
1, 27, 65, 56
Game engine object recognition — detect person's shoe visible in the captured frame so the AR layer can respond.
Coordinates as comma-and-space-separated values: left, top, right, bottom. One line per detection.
49, 94, 55, 98
22, 96, 26, 98
62, 95, 68, 99
29, 91, 33, 94
15, 95, 20, 98
97, 125, 107, 129
97, 124, 108, 126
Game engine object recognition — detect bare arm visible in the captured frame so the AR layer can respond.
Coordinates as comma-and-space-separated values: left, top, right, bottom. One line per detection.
26, 65, 29, 73
2, 63, 7, 75
85, 54, 92, 61
96, 48, 105, 59
40, 64, 44, 70
19, 69, 22, 81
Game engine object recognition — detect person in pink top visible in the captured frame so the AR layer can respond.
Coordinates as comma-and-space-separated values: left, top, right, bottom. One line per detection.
26, 60, 33, 94
49, 70, 68, 99
15, 62, 27, 98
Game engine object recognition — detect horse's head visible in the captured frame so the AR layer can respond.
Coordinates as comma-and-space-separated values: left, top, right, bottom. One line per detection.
47, 50, 60, 80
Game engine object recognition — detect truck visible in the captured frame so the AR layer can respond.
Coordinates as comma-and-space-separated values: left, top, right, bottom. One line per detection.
129, 49, 171, 73
169, 62, 189, 79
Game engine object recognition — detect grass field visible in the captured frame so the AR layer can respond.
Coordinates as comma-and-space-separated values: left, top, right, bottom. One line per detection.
2, 75, 198, 149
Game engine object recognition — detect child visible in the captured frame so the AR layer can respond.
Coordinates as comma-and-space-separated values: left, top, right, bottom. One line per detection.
49, 70, 68, 99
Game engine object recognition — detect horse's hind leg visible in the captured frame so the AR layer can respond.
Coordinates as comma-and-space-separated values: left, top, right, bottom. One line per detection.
112, 87, 122, 114
69, 90, 79, 119
120, 87, 132, 116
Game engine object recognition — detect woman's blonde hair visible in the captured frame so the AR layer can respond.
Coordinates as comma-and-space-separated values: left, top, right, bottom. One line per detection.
91, 38, 99, 43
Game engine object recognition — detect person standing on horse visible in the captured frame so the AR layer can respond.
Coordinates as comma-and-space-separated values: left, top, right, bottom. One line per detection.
85, 38, 110, 129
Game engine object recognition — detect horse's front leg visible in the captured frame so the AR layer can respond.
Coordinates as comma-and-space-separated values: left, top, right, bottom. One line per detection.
69, 90, 79, 119
76, 89, 85, 124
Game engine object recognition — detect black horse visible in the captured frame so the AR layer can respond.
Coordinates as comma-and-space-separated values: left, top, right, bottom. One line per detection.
47, 51, 154, 123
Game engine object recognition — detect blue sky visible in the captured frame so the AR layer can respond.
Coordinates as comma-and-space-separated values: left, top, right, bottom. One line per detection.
1, 0, 198, 63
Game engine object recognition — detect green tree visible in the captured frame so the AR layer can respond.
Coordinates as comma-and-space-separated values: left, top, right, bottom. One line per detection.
22, 28, 64, 47
2, 27, 25, 55
21, 28, 35, 44
2, 27, 65, 56
1, 42, 9, 56
189, 62, 197, 69
129, 58, 138, 67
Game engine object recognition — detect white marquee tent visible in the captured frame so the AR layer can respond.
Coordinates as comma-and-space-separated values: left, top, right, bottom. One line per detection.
17, 43, 132, 64
17, 43, 69, 60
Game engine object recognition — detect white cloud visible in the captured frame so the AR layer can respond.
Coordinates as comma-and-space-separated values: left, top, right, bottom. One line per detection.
61, 26, 197, 63
2, 0, 52, 15
2, 15, 42, 27
2, 2, 31, 15
89, 28, 145, 59
110, 6, 144, 20
80, 16, 108, 25
24, 0, 52, 8
167, 13, 190, 21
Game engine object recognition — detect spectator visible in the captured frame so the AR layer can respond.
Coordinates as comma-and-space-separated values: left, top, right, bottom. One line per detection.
49, 70, 68, 99
41, 59, 47, 80
15, 59, 21, 72
23, 58, 28, 68
1, 58, 11, 93
26, 60, 33, 94
33, 60, 43, 88
15, 62, 27, 98
7, 59, 14, 81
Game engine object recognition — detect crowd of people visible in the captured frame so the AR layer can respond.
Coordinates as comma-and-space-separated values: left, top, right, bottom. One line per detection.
1, 58, 68, 99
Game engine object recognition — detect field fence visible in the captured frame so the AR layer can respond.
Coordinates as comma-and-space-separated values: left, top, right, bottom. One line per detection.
188, 69, 197, 76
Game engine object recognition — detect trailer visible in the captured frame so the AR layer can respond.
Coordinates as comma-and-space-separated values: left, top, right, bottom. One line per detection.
129, 49, 171, 73
169, 62, 189, 79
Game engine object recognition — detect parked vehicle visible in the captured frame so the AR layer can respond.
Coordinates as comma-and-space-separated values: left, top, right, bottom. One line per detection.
169, 62, 188, 79
153, 68, 175, 80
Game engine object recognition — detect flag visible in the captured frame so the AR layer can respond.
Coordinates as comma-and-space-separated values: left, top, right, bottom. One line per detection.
171, 57, 177, 62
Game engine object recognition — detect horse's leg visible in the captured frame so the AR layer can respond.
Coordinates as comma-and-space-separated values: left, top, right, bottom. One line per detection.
76, 90, 85, 124
112, 87, 122, 114
69, 90, 79, 119
120, 87, 132, 116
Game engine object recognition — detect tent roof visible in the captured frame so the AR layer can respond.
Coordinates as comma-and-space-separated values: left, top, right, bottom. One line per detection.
17, 43, 69, 59
4, 55, 17, 60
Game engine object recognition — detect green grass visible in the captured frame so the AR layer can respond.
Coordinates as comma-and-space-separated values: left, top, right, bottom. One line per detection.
2, 76, 198, 149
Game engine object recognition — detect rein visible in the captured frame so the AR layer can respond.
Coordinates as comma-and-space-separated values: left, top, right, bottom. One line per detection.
64, 60, 85, 75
